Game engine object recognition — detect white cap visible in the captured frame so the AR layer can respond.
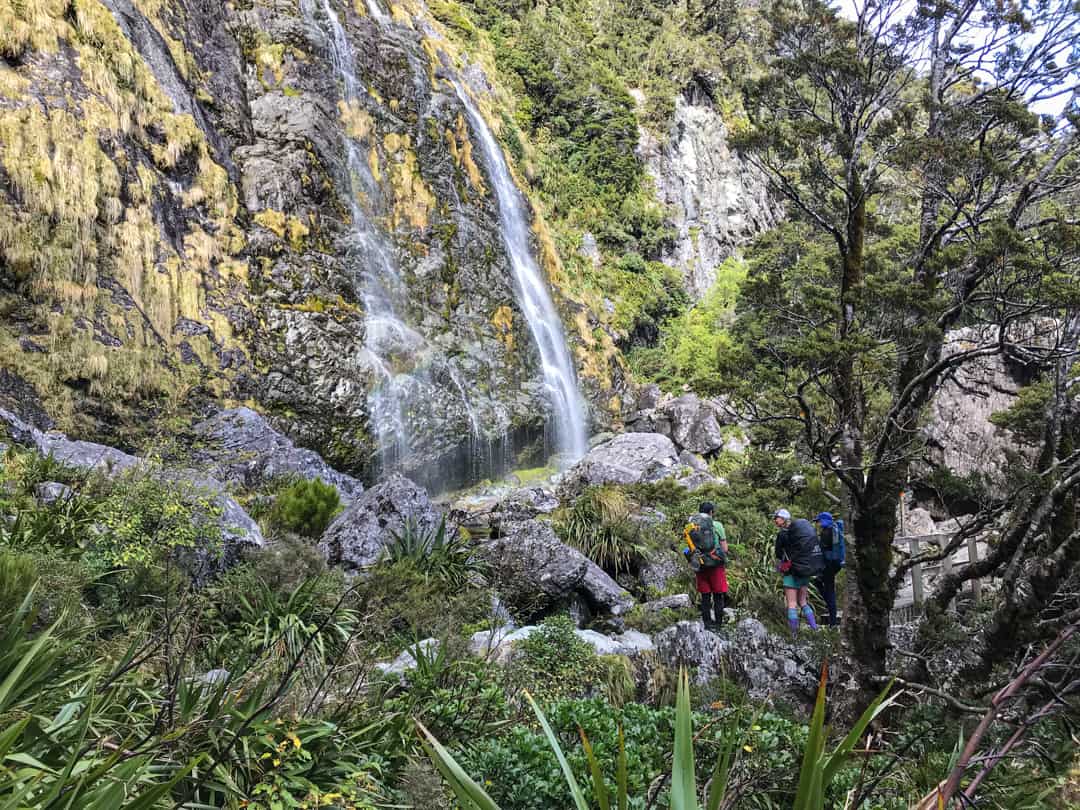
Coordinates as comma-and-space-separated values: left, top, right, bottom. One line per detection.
773, 508, 791, 520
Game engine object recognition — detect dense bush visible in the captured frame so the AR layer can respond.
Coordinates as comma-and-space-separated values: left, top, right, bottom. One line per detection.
554, 486, 651, 576
269, 477, 341, 538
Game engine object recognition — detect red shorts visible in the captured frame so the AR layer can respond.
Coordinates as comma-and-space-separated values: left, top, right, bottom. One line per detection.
695, 566, 728, 594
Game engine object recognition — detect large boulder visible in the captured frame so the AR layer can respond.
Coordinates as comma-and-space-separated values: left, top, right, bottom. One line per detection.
668, 394, 725, 455
723, 618, 818, 703
475, 520, 634, 619
558, 433, 681, 501
654, 620, 728, 684
193, 408, 362, 500
0, 408, 264, 556
654, 617, 819, 703
318, 473, 440, 571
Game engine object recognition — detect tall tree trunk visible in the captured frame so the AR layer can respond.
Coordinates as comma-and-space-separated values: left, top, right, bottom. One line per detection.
842, 465, 903, 702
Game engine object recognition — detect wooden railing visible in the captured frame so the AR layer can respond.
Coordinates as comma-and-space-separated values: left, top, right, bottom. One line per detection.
892, 533, 982, 619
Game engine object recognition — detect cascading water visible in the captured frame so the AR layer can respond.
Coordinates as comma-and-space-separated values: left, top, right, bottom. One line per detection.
451, 81, 589, 464
304, 0, 425, 468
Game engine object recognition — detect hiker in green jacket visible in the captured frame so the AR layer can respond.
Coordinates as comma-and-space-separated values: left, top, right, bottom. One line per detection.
689, 501, 729, 631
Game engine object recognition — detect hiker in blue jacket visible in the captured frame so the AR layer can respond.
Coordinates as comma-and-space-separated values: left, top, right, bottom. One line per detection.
773, 508, 824, 637
814, 512, 841, 626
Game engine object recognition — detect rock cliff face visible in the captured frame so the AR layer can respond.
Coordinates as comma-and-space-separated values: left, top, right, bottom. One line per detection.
0, 0, 625, 489
638, 88, 780, 299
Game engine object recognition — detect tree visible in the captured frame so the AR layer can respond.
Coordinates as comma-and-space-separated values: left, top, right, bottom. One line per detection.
730, 0, 1080, 703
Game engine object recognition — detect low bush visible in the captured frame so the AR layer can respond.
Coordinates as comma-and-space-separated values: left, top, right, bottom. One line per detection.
269, 477, 341, 538
554, 486, 651, 576
384, 517, 479, 590
503, 615, 606, 705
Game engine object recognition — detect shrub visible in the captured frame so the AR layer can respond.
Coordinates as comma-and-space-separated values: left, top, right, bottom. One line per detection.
0, 548, 36, 619
384, 518, 479, 591
504, 615, 606, 705
554, 486, 650, 576
269, 477, 342, 538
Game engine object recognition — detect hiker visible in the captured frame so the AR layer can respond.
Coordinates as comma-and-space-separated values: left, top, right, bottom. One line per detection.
814, 511, 844, 626
683, 501, 729, 631
773, 508, 824, 637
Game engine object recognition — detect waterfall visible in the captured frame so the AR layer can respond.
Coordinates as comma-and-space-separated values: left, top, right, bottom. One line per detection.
304, 0, 423, 468
451, 81, 589, 464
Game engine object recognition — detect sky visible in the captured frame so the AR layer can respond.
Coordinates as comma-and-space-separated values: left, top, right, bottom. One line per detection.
833, 0, 1076, 117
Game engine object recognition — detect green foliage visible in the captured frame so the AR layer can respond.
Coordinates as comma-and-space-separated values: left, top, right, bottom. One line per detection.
269, 477, 341, 538
0, 548, 36, 620
204, 569, 357, 689
628, 257, 748, 392
377, 640, 511, 759
989, 379, 1052, 444
385, 517, 480, 591
90, 470, 223, 569
554, 487, 650, 576
505, 615, 606, 705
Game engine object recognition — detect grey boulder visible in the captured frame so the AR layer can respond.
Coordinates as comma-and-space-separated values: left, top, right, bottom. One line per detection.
193, 407, 362, 500
35, 482, 73, 505
475, 520, 634, 619
668, 394, 726, 455
654, 620, 729, 684
319, 474, 440, 571
558, 433, 681, 501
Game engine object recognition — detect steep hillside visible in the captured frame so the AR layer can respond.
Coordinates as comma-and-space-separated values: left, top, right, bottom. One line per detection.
0, 0, 774, 487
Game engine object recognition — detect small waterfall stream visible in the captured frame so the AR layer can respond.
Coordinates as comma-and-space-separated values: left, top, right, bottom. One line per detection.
303, 0, 586, 479
305, 0, 448, 470
450, 82, 589, 464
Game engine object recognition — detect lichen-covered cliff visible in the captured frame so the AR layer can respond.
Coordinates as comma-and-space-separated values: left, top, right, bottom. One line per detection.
0, 0, 772, 486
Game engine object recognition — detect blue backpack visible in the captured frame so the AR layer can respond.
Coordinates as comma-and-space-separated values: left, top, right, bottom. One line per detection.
829, 518, 846, 568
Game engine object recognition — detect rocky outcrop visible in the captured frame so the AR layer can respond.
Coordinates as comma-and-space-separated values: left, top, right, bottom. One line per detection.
475, 519, 634, 619
0, 0, 623, 490
654, 620, 728, 684
558, 433, 682, 501
0, 408, 264, 555
318, 474, 440, 571
193, 407, 361, 499
654, 618, 819, 704
625, 387, 744, 459
724, 618, 818, 703
922, 327, 1034, 491
638, 91, 780, 299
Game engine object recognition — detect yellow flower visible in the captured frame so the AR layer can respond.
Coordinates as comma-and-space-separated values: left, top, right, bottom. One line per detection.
288, 732, 302, 749
743, 745, 753, 753
272, 757, 281, 767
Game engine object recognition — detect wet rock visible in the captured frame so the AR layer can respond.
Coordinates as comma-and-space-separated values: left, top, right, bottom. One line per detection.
319, 474, 440, 571
193, 407, 362, 499
558, 433, 681, 501
475, 519, 634, 619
